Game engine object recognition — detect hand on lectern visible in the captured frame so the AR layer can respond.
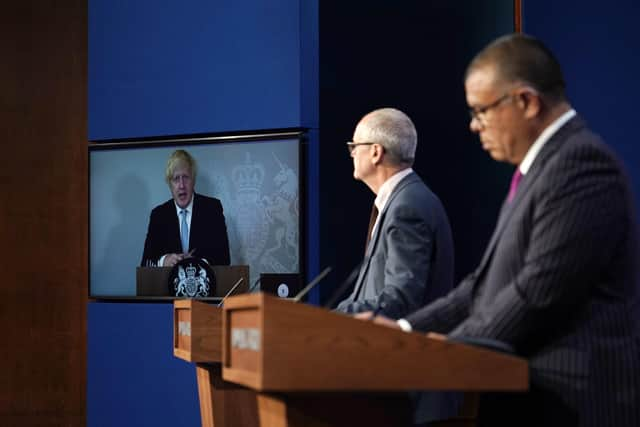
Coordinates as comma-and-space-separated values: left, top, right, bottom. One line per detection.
354, 312, 401, 329
162, 249, 196, 267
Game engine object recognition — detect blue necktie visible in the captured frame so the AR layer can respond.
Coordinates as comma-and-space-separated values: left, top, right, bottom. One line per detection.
180, 209, 189, 253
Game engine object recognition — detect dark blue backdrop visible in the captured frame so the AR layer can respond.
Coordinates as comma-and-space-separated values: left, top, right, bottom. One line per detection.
89, 0, 302, 140
523, 0, 640, 216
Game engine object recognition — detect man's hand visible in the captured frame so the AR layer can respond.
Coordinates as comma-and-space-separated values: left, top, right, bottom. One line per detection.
162, 249, 196, 267
354, 312, 402, 329
162, 253, 184, 267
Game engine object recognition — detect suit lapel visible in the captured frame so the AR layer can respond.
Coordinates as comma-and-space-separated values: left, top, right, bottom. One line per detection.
188, 193, 199, 250
474, 116, 587, 277
351, 173, 418, 300
168, 201, 182, 251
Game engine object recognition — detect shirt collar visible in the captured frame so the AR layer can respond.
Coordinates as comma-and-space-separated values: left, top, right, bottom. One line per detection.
519, 109, 576, 175
375, 168, 413, 213
174, 194, 194, 216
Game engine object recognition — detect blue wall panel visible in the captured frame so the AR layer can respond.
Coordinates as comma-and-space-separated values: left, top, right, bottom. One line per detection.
88, 302, 200, 427
88, 1, 319, 425
523, 0, 640, 215
89, 0, 301, 140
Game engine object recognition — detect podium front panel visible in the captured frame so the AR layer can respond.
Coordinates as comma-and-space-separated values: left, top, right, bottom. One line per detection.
222, 293, 528, 393
173, 300, 222, 362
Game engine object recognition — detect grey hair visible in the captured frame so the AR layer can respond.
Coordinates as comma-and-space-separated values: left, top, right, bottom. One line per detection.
357, 107, 416, 166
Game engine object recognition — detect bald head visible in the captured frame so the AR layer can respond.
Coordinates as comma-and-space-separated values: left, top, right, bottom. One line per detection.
354, 107, 417, 167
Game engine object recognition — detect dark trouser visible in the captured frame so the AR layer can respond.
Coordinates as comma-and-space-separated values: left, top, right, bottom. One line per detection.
477, 387, 578, 427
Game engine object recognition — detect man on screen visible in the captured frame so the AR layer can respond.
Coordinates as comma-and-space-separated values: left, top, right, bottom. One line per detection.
141, 149, 230, 267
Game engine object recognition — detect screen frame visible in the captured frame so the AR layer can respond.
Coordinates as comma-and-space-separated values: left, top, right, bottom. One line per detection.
88, 128, 307, 301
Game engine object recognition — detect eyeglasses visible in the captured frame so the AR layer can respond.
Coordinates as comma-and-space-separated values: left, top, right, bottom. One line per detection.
468, 93, 512, 123
346, 141, 375, 154
347, 141, 376, 154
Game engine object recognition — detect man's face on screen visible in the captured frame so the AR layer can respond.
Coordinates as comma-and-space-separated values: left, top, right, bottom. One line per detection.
170, 162, 194, 208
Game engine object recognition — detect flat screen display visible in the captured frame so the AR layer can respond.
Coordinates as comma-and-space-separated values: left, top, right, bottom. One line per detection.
89, 133, 302, 297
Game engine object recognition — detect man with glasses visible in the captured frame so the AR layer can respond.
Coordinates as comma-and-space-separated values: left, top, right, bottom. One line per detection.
365, 34, 640, 427
336, 107, 459, 425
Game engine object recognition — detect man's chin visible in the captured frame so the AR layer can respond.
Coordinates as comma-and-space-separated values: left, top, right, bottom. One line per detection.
175, 196, 191, 208
486, 150, 505, 163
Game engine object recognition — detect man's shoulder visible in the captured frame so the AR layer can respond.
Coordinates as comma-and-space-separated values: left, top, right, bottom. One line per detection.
386, 175, 450, 226
193, 193, 223, 210
393, 173, 441, 206
548, 124, 621, 173
151, 198, 175, 214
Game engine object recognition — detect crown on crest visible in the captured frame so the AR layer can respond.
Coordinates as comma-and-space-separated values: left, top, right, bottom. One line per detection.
185, 264, 197, 278
232, 153, 265, 192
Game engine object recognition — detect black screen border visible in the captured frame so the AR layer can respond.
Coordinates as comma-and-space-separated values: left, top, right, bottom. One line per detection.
88, 128, 307, 301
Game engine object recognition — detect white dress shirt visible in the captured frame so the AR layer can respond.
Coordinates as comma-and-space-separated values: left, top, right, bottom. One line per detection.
370, 168, 414, 238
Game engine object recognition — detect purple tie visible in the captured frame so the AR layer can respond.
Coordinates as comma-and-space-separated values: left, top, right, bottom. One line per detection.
507, 169, 523, 202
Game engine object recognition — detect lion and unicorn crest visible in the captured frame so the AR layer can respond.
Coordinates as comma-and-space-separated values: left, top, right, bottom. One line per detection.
212, 151, 299, 285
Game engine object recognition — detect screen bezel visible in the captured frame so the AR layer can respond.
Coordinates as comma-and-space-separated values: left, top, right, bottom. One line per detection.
88, 128, 307, 301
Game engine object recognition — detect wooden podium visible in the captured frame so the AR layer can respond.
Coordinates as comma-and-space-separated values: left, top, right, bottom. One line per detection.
174, 299, 259, 427
221, 293, 529, 427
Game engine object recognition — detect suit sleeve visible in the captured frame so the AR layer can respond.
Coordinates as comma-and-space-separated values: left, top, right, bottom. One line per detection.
450, 143, 631, 346
404, 272, 476, 333
214, 200, 231, 265
337, 202, 437, 319
199, 198, 230, 266
141, 208, 161, 266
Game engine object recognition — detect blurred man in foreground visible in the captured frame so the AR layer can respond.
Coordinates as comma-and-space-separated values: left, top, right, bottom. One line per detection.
365, 34, 640, 427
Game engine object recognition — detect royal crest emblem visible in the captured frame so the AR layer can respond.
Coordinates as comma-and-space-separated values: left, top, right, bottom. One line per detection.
169, 258, 215, 298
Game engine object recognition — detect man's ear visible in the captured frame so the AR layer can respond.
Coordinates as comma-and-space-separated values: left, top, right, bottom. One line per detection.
371, 143, 384, 165
517, 89, 541, 119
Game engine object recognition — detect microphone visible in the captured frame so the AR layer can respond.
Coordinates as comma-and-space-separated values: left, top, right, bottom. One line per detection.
217, 277, 244, 307
248, 276, 261, 293
292, 266, 333, 303
323, 261, 362, 309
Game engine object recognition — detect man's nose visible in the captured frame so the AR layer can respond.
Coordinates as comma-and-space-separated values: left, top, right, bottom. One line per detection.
469, 116, 482, 133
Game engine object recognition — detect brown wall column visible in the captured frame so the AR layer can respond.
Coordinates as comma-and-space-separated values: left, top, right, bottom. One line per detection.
0, 1, 87, 425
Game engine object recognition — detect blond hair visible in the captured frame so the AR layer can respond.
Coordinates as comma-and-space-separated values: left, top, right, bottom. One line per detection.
165, 149, 197, 185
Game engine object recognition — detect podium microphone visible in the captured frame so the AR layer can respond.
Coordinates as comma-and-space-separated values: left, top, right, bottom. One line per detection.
217, 277, 244, 307
323, 261, 362, 309
292, 266, 332, 303
248, 276, 261, 293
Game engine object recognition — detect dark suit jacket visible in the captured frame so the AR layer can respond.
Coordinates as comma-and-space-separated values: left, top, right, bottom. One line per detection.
406, 116, 640, 427
337, 172, 455, 319
336, 172, 459, 424
141, 193, 230, 267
